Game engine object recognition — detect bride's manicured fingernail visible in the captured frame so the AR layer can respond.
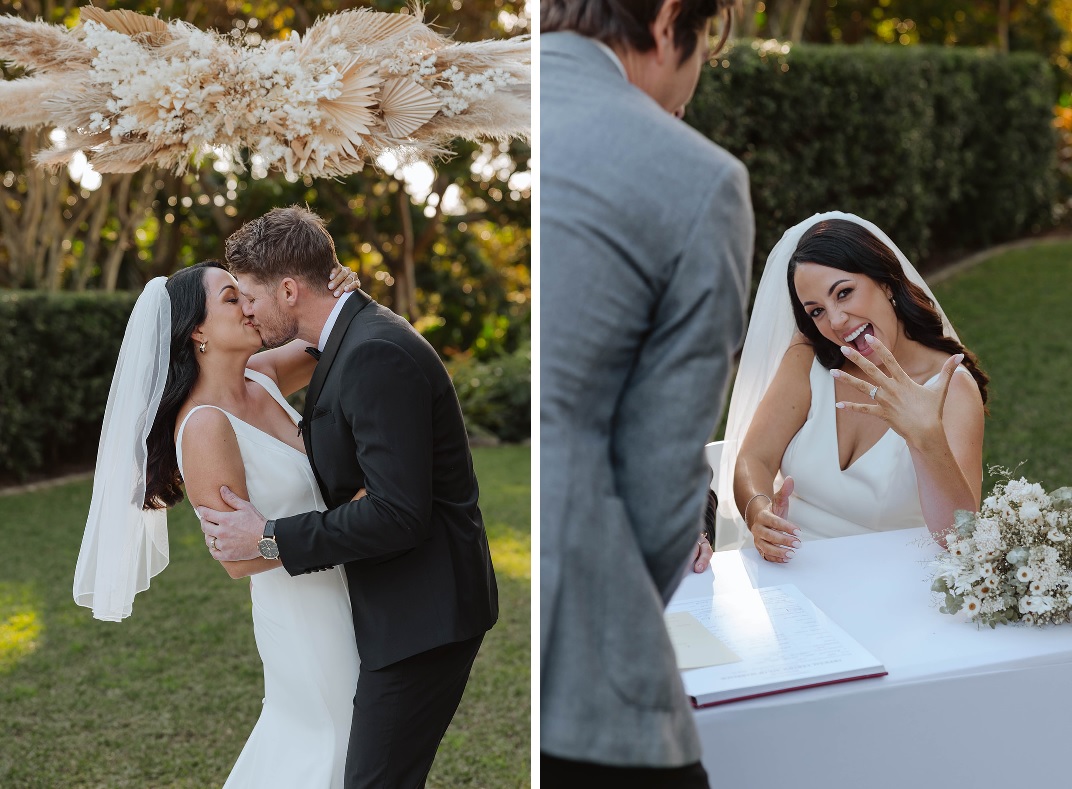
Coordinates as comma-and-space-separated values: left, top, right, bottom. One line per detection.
955, 353, 965, 363
840, 346, 852, 356
830, 369, 840, 378
835, 402, 845, 409
791, 539, 801, 548
784, 549, 795, 559
865, 333, 875, 343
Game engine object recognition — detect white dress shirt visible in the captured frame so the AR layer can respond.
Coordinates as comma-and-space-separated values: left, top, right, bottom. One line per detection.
318, 291, 353, 351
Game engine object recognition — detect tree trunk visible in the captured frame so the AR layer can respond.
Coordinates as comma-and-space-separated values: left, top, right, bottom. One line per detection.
397, 186, 419, 320
998, 0, 1010, 53
737, 0, 758, 40
790, 0, 812, 43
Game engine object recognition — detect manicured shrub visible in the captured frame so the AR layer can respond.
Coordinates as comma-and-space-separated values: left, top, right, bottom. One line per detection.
0, 291, 530, 479
688, 42, 1057, 285
0, 290, 138, 478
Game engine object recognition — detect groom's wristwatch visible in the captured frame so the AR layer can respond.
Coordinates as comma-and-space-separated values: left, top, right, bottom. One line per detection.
258, 519, 280, 560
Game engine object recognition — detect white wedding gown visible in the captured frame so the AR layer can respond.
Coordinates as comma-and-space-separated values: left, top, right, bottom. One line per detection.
780, 359, 973, 539
176, 369, 359, 788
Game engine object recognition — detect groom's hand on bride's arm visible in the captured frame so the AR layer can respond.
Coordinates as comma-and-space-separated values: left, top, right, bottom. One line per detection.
197, 486, 268, 561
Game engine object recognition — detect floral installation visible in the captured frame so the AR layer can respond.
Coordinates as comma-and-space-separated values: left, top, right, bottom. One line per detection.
0, 5, 529, 178
930, 470, 1072, 627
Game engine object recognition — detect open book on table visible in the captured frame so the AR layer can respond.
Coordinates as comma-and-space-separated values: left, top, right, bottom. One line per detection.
665, 584, 886, 708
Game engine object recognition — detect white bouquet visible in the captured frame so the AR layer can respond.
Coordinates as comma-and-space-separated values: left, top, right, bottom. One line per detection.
931, 475, 1072, 627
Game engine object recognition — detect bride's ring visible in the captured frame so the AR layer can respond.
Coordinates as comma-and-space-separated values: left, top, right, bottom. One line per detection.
211, 536, 219, 551
868, 384, 879, 400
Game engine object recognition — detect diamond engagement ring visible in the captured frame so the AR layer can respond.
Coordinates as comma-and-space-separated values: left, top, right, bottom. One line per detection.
211, 536, 219, 551
868, 385, 879, 400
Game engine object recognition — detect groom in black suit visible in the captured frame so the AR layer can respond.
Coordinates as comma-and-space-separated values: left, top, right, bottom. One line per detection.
201, 206, 498, 788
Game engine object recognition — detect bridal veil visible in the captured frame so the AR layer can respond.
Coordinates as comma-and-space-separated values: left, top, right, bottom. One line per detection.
73, 277, 171, 620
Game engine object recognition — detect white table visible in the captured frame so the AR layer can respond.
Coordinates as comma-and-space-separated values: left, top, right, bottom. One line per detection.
673, 528, 1072, 788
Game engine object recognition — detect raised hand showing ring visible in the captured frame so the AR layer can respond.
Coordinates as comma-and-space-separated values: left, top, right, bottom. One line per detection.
748, 476, 801, 563
832, 334, 963, 450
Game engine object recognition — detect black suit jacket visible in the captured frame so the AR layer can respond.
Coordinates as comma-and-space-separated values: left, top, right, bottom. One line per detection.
275, 291, 498, 670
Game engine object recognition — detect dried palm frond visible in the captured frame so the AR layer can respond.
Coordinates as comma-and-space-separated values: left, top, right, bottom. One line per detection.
379, 78, 440, 138
78, 7, 170, 45
300, 7, 430, 54
0, 5, 529, 177
319, 59, 381, 152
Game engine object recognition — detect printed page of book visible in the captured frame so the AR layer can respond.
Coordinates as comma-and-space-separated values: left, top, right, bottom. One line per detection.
665, 584, 886, 706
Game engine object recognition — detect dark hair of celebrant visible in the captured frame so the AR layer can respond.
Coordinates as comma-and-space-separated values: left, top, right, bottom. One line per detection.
786, 219, 989, 407
144, 260, 228, 510
540, 0, 732, 64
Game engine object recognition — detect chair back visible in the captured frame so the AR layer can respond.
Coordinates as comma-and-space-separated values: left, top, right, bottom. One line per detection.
704, 441, 724, 492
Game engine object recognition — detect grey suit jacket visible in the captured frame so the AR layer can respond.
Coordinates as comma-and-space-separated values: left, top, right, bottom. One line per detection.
540, 32, 754, 767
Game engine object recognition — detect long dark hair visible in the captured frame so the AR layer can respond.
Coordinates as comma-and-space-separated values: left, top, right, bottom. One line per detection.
787, 220, 989, 406
144, 261, 227, 510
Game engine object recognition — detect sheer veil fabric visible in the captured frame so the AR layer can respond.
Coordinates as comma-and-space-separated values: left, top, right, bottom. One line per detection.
73, 277, 171, 621
714, 211, 958, 551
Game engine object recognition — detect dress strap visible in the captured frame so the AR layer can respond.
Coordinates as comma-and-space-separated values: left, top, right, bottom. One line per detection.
923, 364, 972, 388
244, 368, 301, 425
175, 404, 230, 473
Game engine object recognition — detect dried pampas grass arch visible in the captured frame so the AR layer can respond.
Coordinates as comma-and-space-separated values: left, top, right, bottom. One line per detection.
0, 4, 530, 178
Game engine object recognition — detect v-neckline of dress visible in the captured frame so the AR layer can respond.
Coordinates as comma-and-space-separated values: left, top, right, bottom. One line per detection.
831, 367, 943, 473
177, 370, 307, 463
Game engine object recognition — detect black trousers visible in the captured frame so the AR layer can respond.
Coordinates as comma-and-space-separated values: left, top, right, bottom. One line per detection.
541, 752, 710, 789
345, 633, 485, 789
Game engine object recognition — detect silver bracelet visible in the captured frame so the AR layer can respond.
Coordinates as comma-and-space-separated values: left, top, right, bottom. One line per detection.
743, 493, 773, 531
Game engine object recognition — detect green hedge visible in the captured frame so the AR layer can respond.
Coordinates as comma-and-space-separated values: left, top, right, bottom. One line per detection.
0, 291, 530, 479
688, 42, 1058, 280
0, 290, 139, 479
449, 341, 531, 444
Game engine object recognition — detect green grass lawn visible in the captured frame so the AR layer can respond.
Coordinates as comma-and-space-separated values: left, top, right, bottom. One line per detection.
0, 444, 530, 788
930, 240, 1072, 492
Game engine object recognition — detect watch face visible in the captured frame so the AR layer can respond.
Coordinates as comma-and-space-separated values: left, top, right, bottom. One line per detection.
258, 537, 280, 560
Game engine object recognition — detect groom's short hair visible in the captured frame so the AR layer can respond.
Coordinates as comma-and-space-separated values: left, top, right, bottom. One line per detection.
541, 0, 729, 62
225, 206, 339, 287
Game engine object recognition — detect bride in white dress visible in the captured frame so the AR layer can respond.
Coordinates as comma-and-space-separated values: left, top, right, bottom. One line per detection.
715, 212, 988, 561
74, 261, 362, 787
